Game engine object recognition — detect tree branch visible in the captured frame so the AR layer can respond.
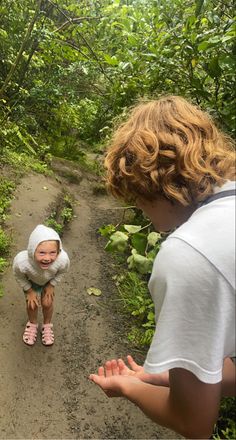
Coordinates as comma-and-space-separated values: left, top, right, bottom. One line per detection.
53, 16, 102, 33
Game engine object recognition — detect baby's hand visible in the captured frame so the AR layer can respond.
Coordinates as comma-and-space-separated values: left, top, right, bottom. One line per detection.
26, 289, 39, 310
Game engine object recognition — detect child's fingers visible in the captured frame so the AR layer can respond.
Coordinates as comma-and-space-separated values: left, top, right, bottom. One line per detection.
127, 355, 141, 372
111, 359, 119, 375
33, 297, 39, 309
30, 301, 35, 310
48, 292, 54, 302
104, 360, 113, 377
98, 366, 105, 377
29, 299, 35, 310
118, 358, 136, 376
118, 358, 130, 375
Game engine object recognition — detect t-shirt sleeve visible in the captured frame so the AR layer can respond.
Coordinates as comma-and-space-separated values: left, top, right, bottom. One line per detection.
144, 238, 235, 384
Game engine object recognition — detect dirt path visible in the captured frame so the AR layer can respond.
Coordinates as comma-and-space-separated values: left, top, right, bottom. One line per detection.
0, 170, 180, 439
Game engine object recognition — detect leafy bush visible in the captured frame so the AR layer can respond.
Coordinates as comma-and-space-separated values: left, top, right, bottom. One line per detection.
45, 217, 63, 236
0, 257, 8, 273
99, 209, 161, 346
0, 227, 11, 255
2, 150, 50, 175
45, 193, 74, 236
0, 177, 14, 289
60, 207, 73, 224
100, 220, 161, 275
0, 178, 15, 222
114, 271, 155, 346
213, 397, 236, 439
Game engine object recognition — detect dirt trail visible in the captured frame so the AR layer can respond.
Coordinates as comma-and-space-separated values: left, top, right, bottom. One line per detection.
0, 170, 180, 439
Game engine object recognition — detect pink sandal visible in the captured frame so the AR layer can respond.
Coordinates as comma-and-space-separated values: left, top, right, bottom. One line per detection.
23, 321, 38, 346
41, 323, 54, 346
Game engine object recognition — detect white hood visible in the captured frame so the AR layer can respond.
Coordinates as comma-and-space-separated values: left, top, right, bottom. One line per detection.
27, 224, 62, 260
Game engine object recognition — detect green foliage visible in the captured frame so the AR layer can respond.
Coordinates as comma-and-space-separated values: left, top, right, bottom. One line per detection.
2, 150, 50, 175
0, 0, 235, 171
45, 217, 63, 236
0, 257, 8, 273
213, 398, 236, 439
0, 177, 14, 289
60, 207, 73, 224
103, 219, 161, 275
0, 120, 38, 156
0, 227, 11, 256
105, 230, 129, 253
45, 193, 74, 236
0, 177, 13, 271
100, 208, 161, 346
0, 178, 15, 222
114, 271, 155, 346
99, 224, 116, 238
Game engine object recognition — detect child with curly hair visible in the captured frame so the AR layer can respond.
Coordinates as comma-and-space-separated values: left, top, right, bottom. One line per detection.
13, 224, 70, 346
89, 96, 235, 439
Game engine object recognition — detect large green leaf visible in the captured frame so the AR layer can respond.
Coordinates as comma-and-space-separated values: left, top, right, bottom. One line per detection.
131, 232, 147, 255
147, 232, 161, 247
124, 224, 142, 234
104, 54, 119, 65
105, 231, 128, 253
127, 249, 153, 274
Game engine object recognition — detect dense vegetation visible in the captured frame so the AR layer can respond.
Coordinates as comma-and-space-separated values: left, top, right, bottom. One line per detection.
0, 1, 235, 438
0, 0, 235, 162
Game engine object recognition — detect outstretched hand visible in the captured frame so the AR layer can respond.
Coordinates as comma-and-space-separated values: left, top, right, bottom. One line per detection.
89, 358, 142, 397
89, 355, 169, 397
118, 355, 152, 381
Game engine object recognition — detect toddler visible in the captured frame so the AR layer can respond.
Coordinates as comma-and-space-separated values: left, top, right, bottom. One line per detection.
13, 224, 70, 346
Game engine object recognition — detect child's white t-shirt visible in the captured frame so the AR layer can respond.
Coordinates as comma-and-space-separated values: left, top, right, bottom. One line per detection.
144, 181, 235, 384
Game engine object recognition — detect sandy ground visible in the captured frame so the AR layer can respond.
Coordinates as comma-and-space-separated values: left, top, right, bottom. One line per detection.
0, 169, 181, 440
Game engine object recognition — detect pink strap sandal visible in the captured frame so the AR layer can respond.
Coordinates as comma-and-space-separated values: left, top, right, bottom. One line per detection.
41, 323, 54, 346
23, 321, 38, 346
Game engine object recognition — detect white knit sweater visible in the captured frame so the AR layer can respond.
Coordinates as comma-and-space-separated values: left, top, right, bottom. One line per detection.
13, 224, 70, 291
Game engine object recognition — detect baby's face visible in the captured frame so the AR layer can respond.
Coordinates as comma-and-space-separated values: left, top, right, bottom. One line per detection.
34, 240, 59, 270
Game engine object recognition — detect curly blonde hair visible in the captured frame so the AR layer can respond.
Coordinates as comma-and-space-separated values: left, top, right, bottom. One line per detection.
104, 96, 235, 205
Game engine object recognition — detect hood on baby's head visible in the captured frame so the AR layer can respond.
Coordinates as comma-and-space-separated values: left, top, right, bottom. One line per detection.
27, 224, 62, 260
